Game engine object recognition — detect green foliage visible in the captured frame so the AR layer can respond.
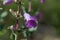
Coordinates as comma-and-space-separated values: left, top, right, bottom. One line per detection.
0, 30, 6, 36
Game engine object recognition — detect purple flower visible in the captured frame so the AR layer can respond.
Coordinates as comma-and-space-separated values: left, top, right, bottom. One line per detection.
3, 0, 13, 5
40, 0, 45, 4
23, 12, 37, 28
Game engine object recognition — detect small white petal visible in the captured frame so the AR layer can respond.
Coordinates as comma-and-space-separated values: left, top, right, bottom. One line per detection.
28, 27, 37, 31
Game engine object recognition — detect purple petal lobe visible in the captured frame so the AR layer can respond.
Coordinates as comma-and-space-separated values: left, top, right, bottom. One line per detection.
30, 16, 37, 21
26, 20, 37, 28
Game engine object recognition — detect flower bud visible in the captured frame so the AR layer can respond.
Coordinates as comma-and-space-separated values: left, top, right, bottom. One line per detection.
10, 25, 14, 30
3, 0, 13, 5
40, 0, 45, 4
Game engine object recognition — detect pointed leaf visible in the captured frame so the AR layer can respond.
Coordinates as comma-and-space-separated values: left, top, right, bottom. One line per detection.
1, 11, 8, 18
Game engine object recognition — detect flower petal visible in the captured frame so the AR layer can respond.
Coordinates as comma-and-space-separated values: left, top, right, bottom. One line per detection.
30, 16, 37, 21
26, 20, 37, 28
24, 12, 31, 21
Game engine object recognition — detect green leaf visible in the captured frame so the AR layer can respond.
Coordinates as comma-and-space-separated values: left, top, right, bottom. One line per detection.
1, 11, 8, 18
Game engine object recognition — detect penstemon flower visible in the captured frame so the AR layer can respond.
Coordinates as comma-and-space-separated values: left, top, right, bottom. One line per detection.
3, 0, 13, 5
23, 12, 37, 28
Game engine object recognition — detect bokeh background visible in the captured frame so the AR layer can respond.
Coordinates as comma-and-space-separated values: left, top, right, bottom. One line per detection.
0, 0, 60, 40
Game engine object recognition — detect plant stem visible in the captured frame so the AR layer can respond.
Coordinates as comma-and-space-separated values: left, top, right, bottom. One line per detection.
28, 0, 31, 13
14, 33, 17, 40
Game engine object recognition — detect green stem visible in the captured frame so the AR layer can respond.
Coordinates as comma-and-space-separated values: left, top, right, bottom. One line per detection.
28, 0, 31, 13
12, 30, 17, 40
14, 33, 17, 40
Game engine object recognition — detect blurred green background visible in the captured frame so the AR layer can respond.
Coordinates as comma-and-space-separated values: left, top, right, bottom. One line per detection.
0, 0, 60, 40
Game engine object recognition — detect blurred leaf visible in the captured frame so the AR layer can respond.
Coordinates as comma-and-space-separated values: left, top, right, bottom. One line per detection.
0, 8, 3, 10
10, 33, 15, 40
0, 29, 6, 36
0, 18, 4, 22
23, 31, 27, 37
1, 11, 8, 18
